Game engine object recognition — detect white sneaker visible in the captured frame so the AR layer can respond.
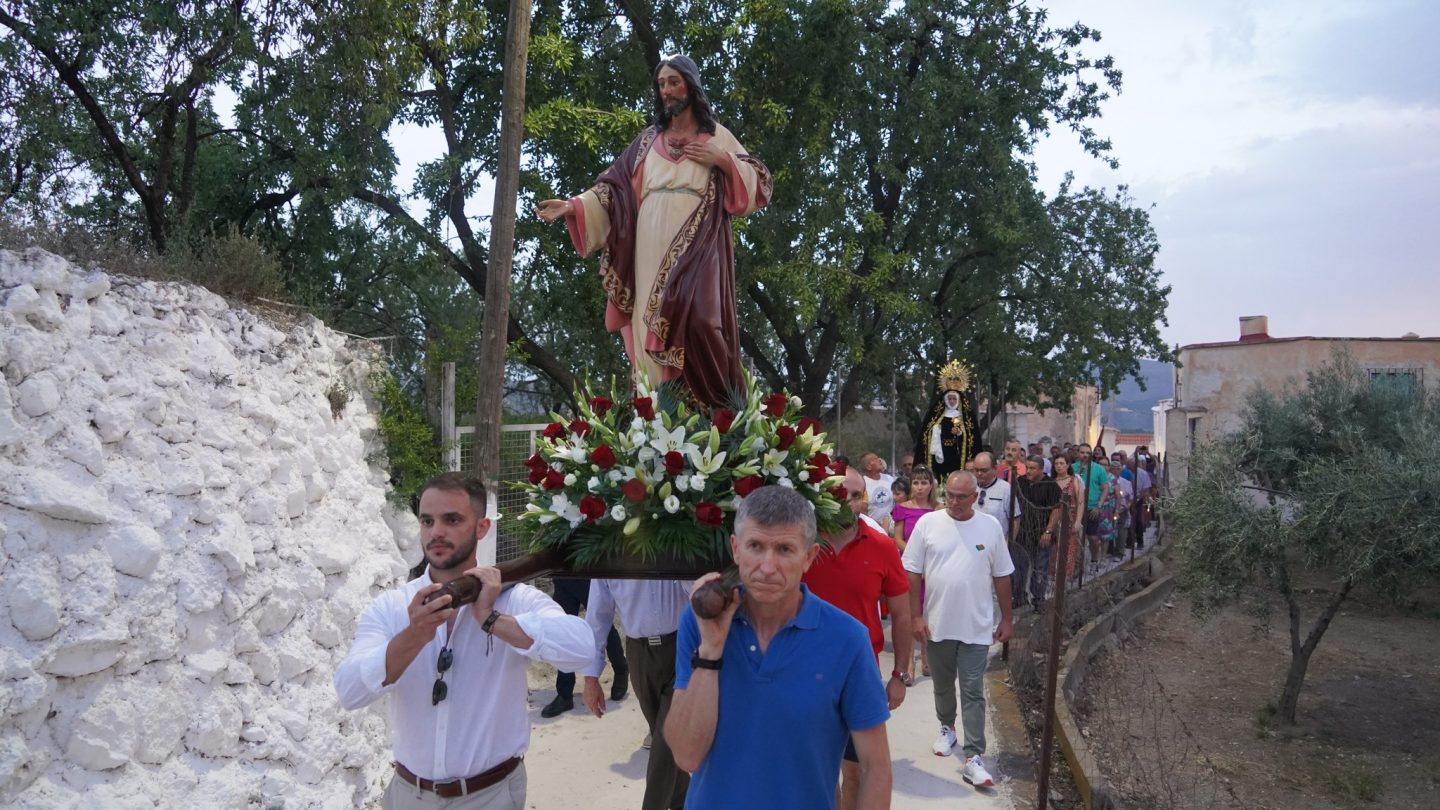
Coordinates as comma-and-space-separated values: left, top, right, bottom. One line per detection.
931, 725, 957, 757
962, 755, 995, 787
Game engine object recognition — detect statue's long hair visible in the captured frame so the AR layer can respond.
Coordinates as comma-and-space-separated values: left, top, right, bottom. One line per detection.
652, 54, 718, 135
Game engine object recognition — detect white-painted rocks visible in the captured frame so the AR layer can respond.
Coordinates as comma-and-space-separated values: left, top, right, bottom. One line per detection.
0, 247, 411, 808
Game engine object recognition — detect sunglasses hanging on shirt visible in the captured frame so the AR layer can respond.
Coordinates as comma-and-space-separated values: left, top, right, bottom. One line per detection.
432, 646, 453, 705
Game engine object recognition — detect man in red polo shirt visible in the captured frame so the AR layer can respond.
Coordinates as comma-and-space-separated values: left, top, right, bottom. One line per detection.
803, 467, 912, 810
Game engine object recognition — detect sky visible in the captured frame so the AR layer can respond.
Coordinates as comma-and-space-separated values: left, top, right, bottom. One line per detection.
1030, 0, 1440, 349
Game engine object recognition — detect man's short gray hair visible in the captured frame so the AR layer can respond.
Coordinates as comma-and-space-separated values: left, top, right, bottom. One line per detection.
734, 485, 816, 544
945, 470, 978, 488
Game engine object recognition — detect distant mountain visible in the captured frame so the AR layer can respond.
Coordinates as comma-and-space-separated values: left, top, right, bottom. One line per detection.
1101, 359, 1173, 433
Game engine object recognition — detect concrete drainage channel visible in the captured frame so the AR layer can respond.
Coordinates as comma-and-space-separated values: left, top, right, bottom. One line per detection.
1003, 549, 1176, 810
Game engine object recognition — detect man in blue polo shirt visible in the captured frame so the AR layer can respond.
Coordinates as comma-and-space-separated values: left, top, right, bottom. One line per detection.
665, 485, 894, 809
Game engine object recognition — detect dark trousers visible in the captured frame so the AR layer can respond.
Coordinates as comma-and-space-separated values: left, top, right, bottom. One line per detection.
1009, 540, 1030, 607
552, 578, 626, 699
626, 633, 688, 810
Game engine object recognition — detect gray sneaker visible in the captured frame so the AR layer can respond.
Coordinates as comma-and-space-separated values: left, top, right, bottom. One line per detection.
962, 754, 994, 787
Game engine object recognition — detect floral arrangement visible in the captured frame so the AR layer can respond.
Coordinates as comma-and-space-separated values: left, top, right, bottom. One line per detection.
517, 374, 848, 565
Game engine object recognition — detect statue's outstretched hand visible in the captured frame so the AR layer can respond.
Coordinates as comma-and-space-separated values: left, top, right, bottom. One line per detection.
536, 199, 572, 222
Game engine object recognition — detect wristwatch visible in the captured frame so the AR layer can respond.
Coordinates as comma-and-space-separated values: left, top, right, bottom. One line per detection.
690, 652, 723, 671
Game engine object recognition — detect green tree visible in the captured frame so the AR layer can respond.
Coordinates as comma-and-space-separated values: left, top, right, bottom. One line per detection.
4, 0, 1171, 441
1168, 353, 1440, 724
0, 1, 260, 250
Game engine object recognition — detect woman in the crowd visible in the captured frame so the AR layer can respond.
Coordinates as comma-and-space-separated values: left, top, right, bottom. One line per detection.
891, 465, 939, 680
1050, 451, 1086, 584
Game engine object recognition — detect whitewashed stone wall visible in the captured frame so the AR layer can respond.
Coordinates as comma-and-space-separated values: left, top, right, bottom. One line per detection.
0, 248, 413, 808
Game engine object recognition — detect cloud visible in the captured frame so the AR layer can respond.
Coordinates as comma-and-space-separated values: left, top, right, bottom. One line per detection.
1032, 0, 1440, 348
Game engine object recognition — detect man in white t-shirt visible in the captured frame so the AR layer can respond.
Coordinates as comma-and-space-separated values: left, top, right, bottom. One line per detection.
901, 471, 1015, 790
860, 452, 896, 527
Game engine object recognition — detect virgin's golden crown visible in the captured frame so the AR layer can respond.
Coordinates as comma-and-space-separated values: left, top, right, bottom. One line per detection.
935, 359, 972, 393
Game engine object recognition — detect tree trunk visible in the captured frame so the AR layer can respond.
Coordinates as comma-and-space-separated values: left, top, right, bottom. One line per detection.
472, 0, 532, 486
1277, 577, 1355, 724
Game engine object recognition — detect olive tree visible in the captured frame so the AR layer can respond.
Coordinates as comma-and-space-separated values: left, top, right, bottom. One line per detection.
1168, 352, 1440, 724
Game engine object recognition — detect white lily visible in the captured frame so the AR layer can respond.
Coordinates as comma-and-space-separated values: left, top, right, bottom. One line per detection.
650, 424, 700, 458
687, 445, 728, 476
761, 448, 790, 478
550, 493, 581, 527
587, 476, 602, 492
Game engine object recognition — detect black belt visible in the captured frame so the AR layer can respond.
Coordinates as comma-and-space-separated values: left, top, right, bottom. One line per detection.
631, 631, 677, 646
395, 757, 521, 798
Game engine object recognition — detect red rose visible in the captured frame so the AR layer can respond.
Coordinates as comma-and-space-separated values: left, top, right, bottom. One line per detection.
634, 397, 655, 420
762, 393, 788, 417
829, 485, 849, 501
808, 452, 831, 473
695, 501, 723, 528
542, 469, 565, 491
832, 460, 848, 476
569, 418, 592, 436
797, 415, 823, 436
622, 478, 648, 501
542, 422, 566, 440
775, 425, 797, 450
589, 396, 613, 416
579, 495, 606, 523
591, 444, 616, 469
733, 475, 764, 497
528, 468, 545, 485
664, 451, 686, 476
524, 453, 546, 473
711, 408, 736, 434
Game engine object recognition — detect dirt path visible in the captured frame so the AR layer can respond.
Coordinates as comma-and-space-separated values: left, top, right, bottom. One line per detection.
1078, 588, 1440, 809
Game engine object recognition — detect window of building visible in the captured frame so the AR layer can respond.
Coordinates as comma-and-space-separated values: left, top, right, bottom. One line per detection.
1366, 366, 1421, 393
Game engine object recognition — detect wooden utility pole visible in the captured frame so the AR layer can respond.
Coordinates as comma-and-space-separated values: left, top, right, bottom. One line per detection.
1036, 496, 1073, 810
473, 0, 534, 487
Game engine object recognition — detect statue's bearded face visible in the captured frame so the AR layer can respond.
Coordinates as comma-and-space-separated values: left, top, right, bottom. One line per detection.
657, 66, 690, 116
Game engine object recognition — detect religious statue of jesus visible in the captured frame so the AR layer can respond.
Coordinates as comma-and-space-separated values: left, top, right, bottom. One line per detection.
537, 54, 772, 408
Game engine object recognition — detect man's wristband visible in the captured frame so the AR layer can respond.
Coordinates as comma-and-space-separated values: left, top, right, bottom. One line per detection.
481, 610, 502, 634
690, 652, 723, 671
891, 669, 908, 683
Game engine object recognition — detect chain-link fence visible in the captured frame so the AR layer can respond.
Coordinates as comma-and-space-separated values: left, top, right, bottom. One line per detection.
457, 424, 546, 563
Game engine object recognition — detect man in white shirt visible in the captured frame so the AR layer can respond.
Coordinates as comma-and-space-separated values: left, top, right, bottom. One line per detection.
859, 452, 896, 527
334, 473, 593, 809
581, 579, 692, 810
971, 452, 1019, 539
902, 471, 1015, 791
